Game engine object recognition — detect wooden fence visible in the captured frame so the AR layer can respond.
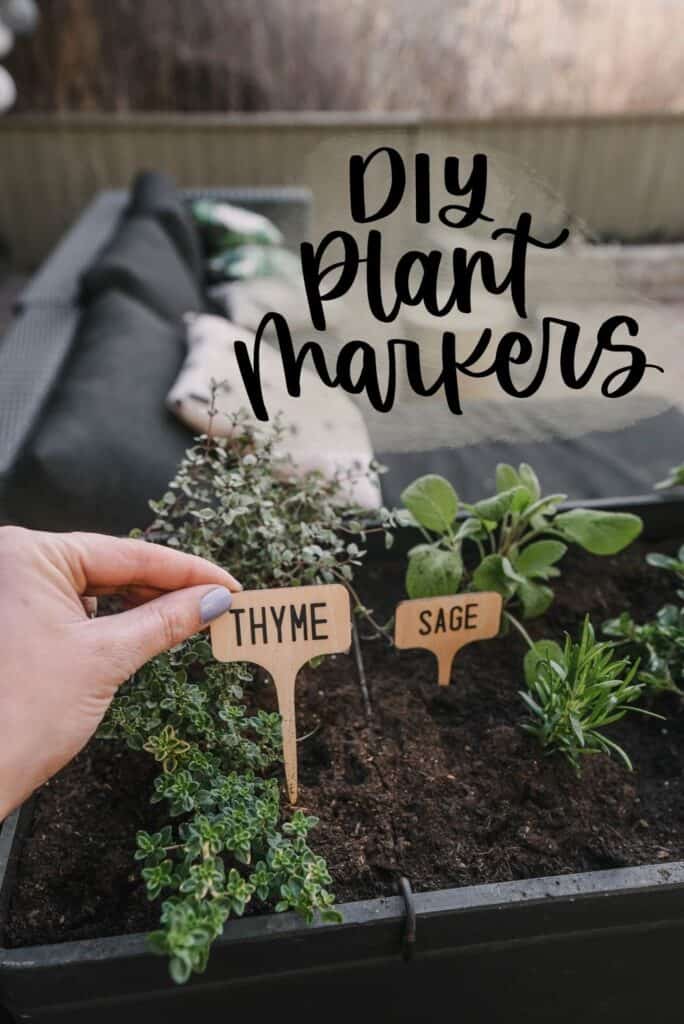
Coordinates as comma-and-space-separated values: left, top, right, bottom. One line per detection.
1, 111, 683, 269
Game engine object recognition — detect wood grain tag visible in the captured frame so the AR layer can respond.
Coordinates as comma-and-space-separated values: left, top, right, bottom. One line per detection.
394, 592, 503, 686
210, 583, 351, 804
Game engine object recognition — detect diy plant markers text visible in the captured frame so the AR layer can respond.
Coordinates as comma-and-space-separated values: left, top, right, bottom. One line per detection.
234, 148, 662, 417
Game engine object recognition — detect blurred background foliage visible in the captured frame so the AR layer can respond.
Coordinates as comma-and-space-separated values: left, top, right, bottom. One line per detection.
5, 0, 684, 116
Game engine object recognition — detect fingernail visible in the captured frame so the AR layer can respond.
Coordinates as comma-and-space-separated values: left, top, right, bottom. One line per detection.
200, 587, 233, 624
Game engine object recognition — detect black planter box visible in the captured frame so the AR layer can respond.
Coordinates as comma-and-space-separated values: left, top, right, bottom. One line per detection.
2, 494, 684, 1023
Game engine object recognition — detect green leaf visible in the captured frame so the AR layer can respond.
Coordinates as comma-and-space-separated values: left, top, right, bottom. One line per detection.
646, 552, 684, 573
496, 463, 520, 492
169, 956, 192, 986
147, 930, 169, 955
554, 509, 643, 555
406, 545, 464, 599
526, 493, 567, 522
524, 639, 564, 686
453, 517, 487, 543
518, 579, 554, 618
518, 463, 541, 500
655, 464, 684, 490
400, 475, 459, 533
593, 733, 633, 771
470, 487, 528, 524
569, 714, 585, 746
511, 486, 534, 514
602, 611, 634, 639
472, 553, 522, 597
514, 540, 567, 578
320, 908, 344, 924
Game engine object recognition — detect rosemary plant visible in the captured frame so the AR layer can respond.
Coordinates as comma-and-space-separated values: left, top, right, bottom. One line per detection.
519, 618, 658, 773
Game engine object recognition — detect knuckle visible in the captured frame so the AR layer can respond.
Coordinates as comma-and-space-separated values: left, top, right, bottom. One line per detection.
151, 601, 187, 651
64, 531, 100, 559
65, 530, 90, 543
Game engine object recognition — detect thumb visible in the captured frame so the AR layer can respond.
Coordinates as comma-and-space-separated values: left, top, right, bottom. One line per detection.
89, 585, 234, 682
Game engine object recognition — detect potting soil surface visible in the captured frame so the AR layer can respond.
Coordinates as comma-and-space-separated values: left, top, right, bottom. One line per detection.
4, 538, 684, 947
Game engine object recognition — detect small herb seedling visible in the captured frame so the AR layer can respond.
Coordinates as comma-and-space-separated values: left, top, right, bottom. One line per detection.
655, 464, 684, 491
519, 617, 659, 773
604, 605, 684, 696
644, 544, 684, 598
603, 542, 684, 697
400, 465, 642, 634
210, 583, 351, 803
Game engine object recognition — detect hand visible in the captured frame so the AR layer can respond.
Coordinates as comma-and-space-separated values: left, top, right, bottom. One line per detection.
0, 527, 241, 818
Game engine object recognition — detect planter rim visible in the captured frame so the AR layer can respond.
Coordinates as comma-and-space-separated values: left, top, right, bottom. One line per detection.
2, 784, 684, 970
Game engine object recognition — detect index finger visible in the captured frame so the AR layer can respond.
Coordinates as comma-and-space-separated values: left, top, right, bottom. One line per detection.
57, 532, 242, 595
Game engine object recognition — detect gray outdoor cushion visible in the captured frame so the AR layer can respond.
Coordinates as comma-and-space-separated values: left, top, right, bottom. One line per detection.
80, 215, 205, 323
6, 289, 192, 534
126, 170, 204, 281
0, 305, 81, 493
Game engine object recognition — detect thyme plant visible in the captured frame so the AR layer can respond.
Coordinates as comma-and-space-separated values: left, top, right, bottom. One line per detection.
519, 618, 656, 773
400, 465, 642, 628
100, 418, 381, 984
143, 415, 380, 588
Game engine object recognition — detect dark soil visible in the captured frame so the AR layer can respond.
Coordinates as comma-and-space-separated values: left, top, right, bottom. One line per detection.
4, 538, 684, 948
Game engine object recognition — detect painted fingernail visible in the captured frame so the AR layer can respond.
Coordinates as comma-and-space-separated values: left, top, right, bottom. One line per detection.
200, 587, 233, 624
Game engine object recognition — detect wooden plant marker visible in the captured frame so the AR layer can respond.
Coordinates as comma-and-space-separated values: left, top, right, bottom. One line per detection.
210, 584, 351, 804
394, 592, 503, 686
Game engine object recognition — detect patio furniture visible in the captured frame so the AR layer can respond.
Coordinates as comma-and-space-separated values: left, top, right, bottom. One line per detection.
0, 173, 312, 533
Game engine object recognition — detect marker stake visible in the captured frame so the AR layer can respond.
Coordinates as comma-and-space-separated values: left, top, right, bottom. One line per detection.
210, 583, 351, 803
394, 591, 503, 686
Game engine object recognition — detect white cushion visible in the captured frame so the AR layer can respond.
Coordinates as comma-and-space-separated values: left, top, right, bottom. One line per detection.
167, 314, 381, 509
209, 272, 312, 334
